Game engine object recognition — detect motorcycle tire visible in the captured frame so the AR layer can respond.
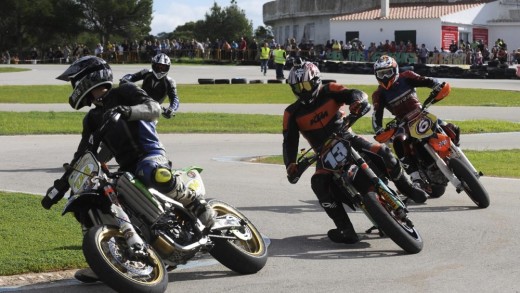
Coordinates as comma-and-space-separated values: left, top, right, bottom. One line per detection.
83, 225, 168, 293
208, 199, 268, 274
449, 158, 490, 208
363, 191, 423, 254
428, 184, 446, 198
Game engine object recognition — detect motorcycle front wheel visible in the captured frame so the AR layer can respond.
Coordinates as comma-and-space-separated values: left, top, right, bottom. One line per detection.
208, 199, 268, 274
363, 192, 423, 254
449, 158, 490, 208
83, 225, 168, 293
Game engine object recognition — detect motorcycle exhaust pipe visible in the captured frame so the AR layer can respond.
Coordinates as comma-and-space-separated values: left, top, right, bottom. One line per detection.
116, 172, 164, 224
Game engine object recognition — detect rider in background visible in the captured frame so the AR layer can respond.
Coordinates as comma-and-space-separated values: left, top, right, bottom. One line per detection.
41, 57, 216, 283
120, 53, 179, 119
283, 59, 427, 245
371, 55, 460, 193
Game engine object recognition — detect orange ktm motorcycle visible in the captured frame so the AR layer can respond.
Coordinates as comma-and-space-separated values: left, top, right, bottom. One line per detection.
375, 83, 490, 208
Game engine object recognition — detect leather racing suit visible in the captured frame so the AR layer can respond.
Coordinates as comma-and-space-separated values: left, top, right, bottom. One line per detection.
283, 82, 417, 234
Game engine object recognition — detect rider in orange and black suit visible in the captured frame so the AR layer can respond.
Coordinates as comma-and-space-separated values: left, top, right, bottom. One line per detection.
372, 55, 460, 191
283, 60, 427, 245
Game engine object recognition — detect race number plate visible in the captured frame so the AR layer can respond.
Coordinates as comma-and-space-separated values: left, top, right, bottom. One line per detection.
322, 140, 350, 171
408, 112, 438, 140
68, 152, 100, 193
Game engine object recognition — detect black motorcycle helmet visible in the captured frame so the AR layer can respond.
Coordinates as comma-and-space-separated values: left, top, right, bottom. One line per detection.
56, 56, 113, 110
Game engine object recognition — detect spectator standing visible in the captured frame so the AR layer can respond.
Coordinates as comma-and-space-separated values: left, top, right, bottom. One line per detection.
273, 43, 287, 80
238, 36, 247, 61
30, 47, 38, 60
3, 50, 10, 64
449, 40, 458, 53
418, 43, 429, 64
54, 47, 64, 63
259, 42, 271, 76
249, 38, 258, 60
94, 43, 103, 57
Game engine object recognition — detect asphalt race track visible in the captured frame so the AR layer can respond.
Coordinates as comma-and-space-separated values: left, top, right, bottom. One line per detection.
0, 64, 519, 293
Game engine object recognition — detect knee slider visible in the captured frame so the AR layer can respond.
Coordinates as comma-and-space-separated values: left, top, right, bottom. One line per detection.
152, 167, 175, 193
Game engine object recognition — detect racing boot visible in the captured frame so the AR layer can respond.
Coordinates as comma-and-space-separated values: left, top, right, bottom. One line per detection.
322, 203, 359, 244
166, 177, 216, 227
74, 267, 99, 283
327, 221, 359, 244
393, 171, 428, 203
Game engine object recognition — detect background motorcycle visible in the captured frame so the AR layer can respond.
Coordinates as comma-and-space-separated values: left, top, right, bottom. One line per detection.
290, 115, 423, 254
54, 115, 268, 293
375, 83, 490, 208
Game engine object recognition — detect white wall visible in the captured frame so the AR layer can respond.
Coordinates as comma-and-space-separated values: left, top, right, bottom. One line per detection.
272, 16, 331, 45
330, 19, 441, 49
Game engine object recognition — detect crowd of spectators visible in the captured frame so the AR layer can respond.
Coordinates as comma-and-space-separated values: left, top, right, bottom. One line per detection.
2, 36, 518, 66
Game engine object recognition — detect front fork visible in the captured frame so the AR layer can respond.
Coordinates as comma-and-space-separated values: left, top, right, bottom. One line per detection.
422, 143, 464, 192
103, 185, 147, 257
450, 144, 482, 178
350, 149, 408, 220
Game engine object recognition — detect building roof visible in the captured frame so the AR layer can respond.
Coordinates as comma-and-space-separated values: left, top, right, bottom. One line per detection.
331, 2, 488, 21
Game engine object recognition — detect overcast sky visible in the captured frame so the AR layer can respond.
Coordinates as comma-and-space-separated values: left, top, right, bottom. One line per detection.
151, 0, 271, 35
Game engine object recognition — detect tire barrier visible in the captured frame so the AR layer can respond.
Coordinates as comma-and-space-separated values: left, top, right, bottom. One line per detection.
249, 79, 265, 84
231, 78, 248, 84
322, 79, 337, 84
267, 79, 284, 84
214, 79, 231, 84
320, 61, 519, 79
198, 78, 215, 84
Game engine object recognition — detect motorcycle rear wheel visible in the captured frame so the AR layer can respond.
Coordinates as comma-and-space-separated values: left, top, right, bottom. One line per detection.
449, 158, 490, 208
363, 192, 423, 254
83, 225, 168, 293
208, 199, 268, 274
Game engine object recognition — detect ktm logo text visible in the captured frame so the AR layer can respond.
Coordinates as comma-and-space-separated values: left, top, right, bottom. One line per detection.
310, 111, 328, 125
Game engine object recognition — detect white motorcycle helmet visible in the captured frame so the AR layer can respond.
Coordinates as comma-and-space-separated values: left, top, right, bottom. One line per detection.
373, 55, 399, 89
287, 61, 322, 105
151, 53, 171, 79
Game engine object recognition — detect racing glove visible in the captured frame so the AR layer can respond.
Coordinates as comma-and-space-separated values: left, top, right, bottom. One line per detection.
112, 105, 132, 120
41, 177, 69, 210
162, 107, 175, 119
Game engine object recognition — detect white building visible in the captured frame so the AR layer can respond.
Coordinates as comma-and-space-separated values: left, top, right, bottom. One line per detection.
330, 0, 520, 54
263, 0, 520, 54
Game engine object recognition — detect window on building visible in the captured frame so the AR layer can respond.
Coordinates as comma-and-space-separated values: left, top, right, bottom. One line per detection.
303, 23, 315, 44
285, 26, 290, 43
395, 30, 417, 47
293, 25, 299, 42
345, 31, 359, 43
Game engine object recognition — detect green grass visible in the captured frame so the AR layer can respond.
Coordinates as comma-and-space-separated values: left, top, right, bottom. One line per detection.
254, 149, 520, 179
0, 67, 31, 73
0, 192, 85, 275
0, 84, 519, 106
0, 112, 518, 135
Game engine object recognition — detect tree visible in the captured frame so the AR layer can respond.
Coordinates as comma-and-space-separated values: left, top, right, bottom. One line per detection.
174, 1, 253, 43
78, 0, 152, 44
0, 0, 84, 56
254, 26, 274, 42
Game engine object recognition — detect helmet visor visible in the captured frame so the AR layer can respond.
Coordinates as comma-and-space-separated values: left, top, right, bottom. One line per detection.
290, 81, 313, 94
153, 63, 169, 73
376, 68, 394, 79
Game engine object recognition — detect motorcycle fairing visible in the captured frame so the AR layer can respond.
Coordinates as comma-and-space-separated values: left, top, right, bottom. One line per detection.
68, 152, 101, 194
428, 133, 451, 158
